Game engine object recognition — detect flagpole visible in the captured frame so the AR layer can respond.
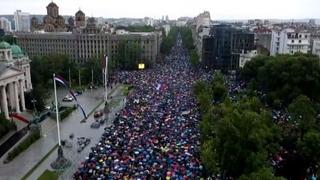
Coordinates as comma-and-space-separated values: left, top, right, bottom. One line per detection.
53, 73, 61, 146
78, 69, 81, 87
102, 68, 104, 88
68, 68, 71, 88
104, 56, 108, 102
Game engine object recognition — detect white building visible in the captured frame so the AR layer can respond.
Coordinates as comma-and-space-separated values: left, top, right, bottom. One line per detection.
14, 10, 30, 32
0, 17, 12, 32
195, 11, 211, 32
144, 17, 154, 26
162, 24, 171, 36
0, 41, 32, 118
192, 11, 211, 62
271, 28, 310, 55
312, 39, 320, 57
239, 50, 258, 68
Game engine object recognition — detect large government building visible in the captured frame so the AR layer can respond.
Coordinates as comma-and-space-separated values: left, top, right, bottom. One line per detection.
16, 32, 162, 64
0, 41, 32, 119
16, 2, 162, 64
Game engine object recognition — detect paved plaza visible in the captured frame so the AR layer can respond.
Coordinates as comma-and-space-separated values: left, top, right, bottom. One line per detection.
0, 85, 120, 180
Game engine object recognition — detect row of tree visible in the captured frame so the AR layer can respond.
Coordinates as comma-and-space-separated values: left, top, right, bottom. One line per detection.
160, 27, 179, 55
195, 54, 320, 179
160, 26, 199, 66
240, 53, 320, 107
195, 72, 283, 179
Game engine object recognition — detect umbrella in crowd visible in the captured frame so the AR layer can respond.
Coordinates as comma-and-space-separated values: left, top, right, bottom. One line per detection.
74, 37, 206, 179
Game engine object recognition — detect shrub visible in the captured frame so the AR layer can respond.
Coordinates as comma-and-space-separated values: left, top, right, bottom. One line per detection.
6, 128, 41, 161
60, 106, 76, 120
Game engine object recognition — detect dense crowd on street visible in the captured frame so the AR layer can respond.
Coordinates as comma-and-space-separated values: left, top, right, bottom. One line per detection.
74, 36, 204, 179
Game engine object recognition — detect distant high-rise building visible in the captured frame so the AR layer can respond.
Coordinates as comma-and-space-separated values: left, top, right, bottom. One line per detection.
0, 17, 12, 32
144, 17, 154, 26
309, 19, 316, 26
14, 10, 30, 32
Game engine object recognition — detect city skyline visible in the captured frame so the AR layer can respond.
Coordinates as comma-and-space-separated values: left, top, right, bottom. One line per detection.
0, 0, 319, 20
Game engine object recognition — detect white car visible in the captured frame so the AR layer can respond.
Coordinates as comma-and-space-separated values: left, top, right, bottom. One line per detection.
62, 95, 73, 102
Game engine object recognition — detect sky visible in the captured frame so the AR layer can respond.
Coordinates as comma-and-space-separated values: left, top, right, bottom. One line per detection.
0, 0, 319, 20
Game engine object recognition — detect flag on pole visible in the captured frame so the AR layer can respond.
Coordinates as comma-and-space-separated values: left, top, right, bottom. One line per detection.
54, 74, 69, 88
54, 74, 88, 119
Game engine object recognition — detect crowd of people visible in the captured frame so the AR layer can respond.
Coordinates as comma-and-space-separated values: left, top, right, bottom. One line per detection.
74, 36, 204, 179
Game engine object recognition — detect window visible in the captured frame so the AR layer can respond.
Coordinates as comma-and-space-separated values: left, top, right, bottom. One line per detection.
299, 40, 301, 43
305, 35, 308, 38
292, 40, 294, 43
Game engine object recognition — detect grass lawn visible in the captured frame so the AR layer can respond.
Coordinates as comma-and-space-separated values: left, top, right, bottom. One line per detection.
37, 169, 59, 180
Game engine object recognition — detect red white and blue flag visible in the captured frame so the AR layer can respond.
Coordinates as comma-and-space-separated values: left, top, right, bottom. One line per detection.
54, 74, 88, 119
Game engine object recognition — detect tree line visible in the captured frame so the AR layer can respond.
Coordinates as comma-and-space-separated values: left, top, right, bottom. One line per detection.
195, 53, 320, 179
160, 26, 199, 67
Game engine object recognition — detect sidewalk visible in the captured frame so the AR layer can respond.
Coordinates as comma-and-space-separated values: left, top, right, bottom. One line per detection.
0, 85, 118, 180
26, 85, 125, 180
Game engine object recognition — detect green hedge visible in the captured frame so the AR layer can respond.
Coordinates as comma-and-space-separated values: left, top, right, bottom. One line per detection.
6, 128, 41, 161
60, 106, 76, 120
0, 113, 16, 139
37, 169, 59, 180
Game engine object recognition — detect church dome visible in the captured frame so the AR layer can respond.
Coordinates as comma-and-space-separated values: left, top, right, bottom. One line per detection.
0, 41, 11, 49
75, 10, 85, 16
47, 2, 58, 8
11, 45, 24, 58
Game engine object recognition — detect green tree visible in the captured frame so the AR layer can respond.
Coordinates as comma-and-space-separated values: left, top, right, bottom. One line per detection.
239, 168, 285, 180
298, 131, 320, 163
190, 49, 199, 67
240, 54, 320, 105
215, 108, 278, 177
288, 95, 316, 138
115, 40, 143, 70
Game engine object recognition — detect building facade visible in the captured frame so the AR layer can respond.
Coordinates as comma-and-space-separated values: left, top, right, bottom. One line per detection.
255, 28, 272, 54
16, 31, 161, 65
0, 41, 32, 118
192, 11, 211, 62
202, 25, 255, 70
14, 10, 30, 32
271, 28, 310, 55
0, 17, 12, 32
312, 39, 320, 57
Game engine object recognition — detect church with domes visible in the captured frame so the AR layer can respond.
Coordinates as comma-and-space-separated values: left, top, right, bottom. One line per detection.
31, 1, 86, 32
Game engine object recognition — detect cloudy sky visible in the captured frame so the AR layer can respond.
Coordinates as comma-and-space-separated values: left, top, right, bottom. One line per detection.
0, 0, 319, 19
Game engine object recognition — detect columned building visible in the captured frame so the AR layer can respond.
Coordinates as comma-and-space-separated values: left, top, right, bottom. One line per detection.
0, 41, 32, 119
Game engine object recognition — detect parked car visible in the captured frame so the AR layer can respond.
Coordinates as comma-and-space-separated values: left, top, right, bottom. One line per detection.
63, 95, 73, 102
